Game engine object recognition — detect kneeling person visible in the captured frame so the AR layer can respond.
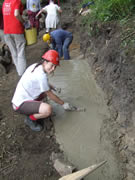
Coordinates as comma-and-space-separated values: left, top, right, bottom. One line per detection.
12, 50, 74, 132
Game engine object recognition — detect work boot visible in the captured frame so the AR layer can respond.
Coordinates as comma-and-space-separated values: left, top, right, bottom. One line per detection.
24, 116, 42, 132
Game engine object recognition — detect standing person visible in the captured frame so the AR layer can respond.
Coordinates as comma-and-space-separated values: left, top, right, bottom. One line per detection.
12, 50, 75, 132
43, 29, 73, 60
26, 0, 41, 33
36, 0, 62, 33
2, 0, 26, 76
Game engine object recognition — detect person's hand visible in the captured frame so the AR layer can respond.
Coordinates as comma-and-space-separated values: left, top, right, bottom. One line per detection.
24, 20, 31, 29
53, 87, 61, 94
50, 85, 61, 93
62, 102, 76, 111
49, 43, 53, 49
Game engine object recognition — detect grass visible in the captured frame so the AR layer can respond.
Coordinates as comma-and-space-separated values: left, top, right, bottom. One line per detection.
80, 0, 135, 23
79, 0, 135, 52
0, 0, 3, 5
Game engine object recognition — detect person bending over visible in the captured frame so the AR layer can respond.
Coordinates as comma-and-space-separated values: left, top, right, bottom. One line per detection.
43, 29, 73, 60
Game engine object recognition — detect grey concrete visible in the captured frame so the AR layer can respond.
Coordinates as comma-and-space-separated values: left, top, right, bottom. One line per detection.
50, 60, 121, 180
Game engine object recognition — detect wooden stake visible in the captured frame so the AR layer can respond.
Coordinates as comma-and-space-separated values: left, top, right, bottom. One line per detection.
59, 160, 107, 180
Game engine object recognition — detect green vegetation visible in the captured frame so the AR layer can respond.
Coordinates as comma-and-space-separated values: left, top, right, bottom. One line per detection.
0, 0, 3, 5
80, 0, 135, 22
79, 0, 135, 51
21, 0, 26, 4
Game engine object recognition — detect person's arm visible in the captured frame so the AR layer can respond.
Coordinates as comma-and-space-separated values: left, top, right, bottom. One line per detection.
45, 90, 75, 111
49, 84, 56, 91
56, 42, 63, 57
58, 8, 62, 14
45, 90, 64, 105
54, 36, 63, 57
49, 84, 61, 93
36, 8, 44, 18
14, 9, 24, 24
51, 39, 56, 50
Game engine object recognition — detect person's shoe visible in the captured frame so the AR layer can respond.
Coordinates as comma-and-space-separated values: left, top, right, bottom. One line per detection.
24, 116, 42, 132
60, 57, 64, 60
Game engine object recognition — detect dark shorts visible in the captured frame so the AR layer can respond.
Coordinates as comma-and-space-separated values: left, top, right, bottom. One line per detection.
16, 101, 42, 115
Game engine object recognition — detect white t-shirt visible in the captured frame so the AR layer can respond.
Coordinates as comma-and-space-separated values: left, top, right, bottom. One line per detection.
43, 2, 61, 29
12, 63, 50, 107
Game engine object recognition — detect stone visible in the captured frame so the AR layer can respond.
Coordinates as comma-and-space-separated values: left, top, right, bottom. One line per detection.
51, 152, 76, 176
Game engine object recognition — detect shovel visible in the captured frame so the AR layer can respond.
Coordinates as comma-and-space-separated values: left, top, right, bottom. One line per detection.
58, 160, 107, 180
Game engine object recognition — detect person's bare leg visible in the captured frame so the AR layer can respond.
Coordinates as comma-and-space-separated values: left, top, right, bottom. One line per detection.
33, 102, 52, 119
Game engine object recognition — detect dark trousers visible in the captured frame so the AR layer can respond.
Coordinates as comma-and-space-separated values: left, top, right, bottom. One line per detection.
63, 35, 73, 60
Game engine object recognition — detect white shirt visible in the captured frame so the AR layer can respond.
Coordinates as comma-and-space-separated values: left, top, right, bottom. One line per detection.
43, 2, 61, 29
12, 64, 50, 107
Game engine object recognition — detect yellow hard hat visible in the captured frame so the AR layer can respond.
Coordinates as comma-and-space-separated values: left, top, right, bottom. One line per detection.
43, 33, 50, 42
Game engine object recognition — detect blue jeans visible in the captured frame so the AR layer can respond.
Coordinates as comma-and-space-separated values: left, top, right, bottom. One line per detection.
63, 35, 73, 60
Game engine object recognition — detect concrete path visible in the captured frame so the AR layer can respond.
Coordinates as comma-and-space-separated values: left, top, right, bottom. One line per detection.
50, 60, 121, 180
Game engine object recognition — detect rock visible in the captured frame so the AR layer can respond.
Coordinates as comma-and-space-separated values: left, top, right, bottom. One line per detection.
127, 172, 135, 180
0, 42, 12, 74
51, 152, 76, 176
0, 63, 6, 76
7, 134, 12, 139
0, 110, 3, 120
54, 159, 75, 176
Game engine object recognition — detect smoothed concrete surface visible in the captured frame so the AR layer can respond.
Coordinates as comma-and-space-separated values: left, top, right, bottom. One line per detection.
50, 60, 120, 180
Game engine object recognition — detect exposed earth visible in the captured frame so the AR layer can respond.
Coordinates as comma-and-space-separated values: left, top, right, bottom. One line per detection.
1, 0, 135, 180
0, 29, 61, 180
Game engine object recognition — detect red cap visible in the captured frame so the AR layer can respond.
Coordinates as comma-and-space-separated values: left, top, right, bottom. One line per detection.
42, 50, 59, 66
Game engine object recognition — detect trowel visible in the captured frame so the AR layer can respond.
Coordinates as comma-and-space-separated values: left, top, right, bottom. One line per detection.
70, 106, 86, 112
58, 160, 107, 180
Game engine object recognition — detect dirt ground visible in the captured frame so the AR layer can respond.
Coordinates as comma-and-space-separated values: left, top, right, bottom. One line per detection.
80, 17, 135, 180
1, 0, 135, 179
0, 24, 60, 180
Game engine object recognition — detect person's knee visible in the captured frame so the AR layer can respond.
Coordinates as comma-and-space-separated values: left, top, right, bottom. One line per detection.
45, 104, 52, 116
40, 103, 52, 117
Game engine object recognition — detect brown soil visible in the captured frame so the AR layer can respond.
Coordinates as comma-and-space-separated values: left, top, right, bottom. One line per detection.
0, 32, 61, 180
79, 16, 135, 180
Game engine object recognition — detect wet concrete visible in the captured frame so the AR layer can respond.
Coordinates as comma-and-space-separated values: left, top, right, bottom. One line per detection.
50, 60, 121, 180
